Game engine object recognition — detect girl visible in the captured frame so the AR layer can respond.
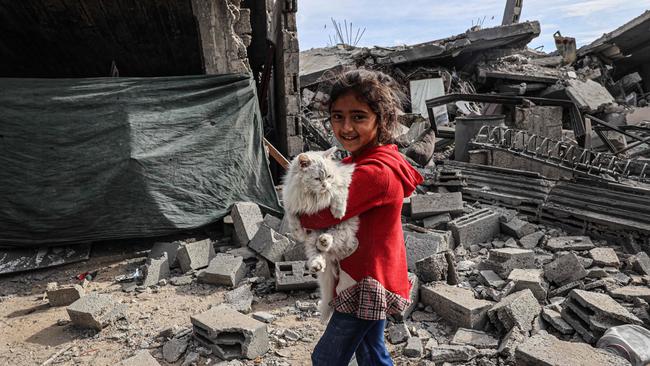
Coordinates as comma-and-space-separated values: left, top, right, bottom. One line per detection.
300, 69, 423, 365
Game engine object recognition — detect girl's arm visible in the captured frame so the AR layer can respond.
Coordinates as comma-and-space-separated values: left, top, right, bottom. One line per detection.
299, 162, 389, 230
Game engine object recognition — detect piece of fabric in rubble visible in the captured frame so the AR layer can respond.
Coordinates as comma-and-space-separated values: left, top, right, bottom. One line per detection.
0, 74, 280, 246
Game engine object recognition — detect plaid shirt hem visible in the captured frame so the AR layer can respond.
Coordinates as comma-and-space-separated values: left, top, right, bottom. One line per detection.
330, 276, 411, 320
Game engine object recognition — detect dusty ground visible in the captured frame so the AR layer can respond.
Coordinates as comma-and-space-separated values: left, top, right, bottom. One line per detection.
0, 241, 415, 366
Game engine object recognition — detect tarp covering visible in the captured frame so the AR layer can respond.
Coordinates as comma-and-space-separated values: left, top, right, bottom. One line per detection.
0, 74, 281, 246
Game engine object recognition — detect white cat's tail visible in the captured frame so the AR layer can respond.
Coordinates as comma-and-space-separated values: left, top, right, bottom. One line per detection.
318, 261, 337, 323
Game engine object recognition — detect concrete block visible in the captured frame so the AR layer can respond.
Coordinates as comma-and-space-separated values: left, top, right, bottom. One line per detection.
248, 225, 292, 263
142, 252, 170, 287
403, 337, 423, 358
561, 289, 642, 343
588, 247, 620, 268
275, 261, 318, 291
262, 214, 282, 232
253, 259, 271, 279
252, 312, 276, 323
507, 269, 547, 300
404, 231, 451, 270
392, 273, 419, 321
66, 293, 127, 330
191, 305, 269, 360
47, 285, 85, 307
117, 351, 161, 366
197, 255, 245, 287
518, 231, 544, 249
451, 328, 498, 349
430, 345, 479, 363
478, 270, 505, 289
163, 337, 189, 363
541, 308, 574, 335
610, 285, 650, 303
448, 209, 500, 248
497, 325, 528, 359
148, 241, 181, 268
545, 236, 595, 252
547, 281, 583, 298
482, 248, 536, 278
630, 252, 650, 275
422, 213, 451, 229
515, 333, 630, 366
415, 253, 449, 283
225, 284, 254, 313
420, 283, 493, 329
543, 253, 588, 285
488, 289, 541, 333
410, 192, 464, 219
231, 202, 264, 246
283, 241, 306, 261
177, 239, 215, 273
387, 323, 409, 344
500, 217, 536, 239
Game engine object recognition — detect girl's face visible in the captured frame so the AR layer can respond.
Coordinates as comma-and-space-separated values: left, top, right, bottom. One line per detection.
330, 91, 379, 157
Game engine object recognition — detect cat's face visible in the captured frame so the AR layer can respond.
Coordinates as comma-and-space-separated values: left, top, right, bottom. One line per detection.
296, 148, 338, 194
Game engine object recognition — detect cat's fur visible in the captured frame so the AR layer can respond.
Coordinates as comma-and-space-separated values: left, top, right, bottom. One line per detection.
282, 147, 359, 322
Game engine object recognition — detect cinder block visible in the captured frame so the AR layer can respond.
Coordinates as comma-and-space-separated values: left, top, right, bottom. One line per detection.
275, 261, 318, 291
248, 225, 292, 263
410, 192, 464, 219
500, 217, 536, 239
545, 236, 594, 252
177, 239, 215, 273
507, 269, 547, 300
420, 284, 493, 329
488, 289, 541, 333
231, 202, 264, 246
481, 248, 536, 277
117, 351, 161, 366
404, 231, 452, 271
543, 253, 588, 285
423, 213, 451, 230
191, 305, 269, 360
67, 293, 127, 330
448, 209, 500, 248
47, 285, 85, 307
148, 241, 181, 268
142, 252, 170, 287
197, 255, 246, 287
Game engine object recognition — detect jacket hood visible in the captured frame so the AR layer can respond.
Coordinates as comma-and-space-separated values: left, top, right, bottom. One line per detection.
350, 144, 423, 197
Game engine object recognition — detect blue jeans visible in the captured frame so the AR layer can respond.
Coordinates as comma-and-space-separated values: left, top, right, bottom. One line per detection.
311, 311, 393, 366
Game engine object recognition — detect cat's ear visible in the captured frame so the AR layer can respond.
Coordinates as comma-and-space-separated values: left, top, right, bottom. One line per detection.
324, 147, 338, 157
298, 154, 311, 168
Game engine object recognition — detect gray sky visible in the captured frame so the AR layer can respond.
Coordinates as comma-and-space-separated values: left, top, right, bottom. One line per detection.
297, 0, 650, 52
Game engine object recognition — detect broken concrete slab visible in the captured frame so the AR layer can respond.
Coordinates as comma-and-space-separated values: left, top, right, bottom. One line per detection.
117, 351, 161, 366
498, 325, 528, 360
405, 231, 451, 270
282, 241, 306, 262
415, 253, 451, 283
479, 270, 506, 289
429, 344, 479, 363
500, 217, 536, 239
197, 255, 245, 287
275, 261, 318, 291
541, 308, 574, 335
515, 333, 629, 366
66, 293, 127, 330
142, 252, 170, 287
231, 202, 264, 246
588, 247, 620, 268
565, 79, 616, 113
630, 252, 650, 275
544, 253, 588, 285
163, 337, 189, 363
47, 284, 85, 307
403, 337, 423, 358
177, 239, 215, 273
448, 209, 500, 248
451, 328, 498, 349
488, 289, 541, 333
252, 312, 275, 324
410, 192, 463, 219
422, 213, 451, 230
262, 214, 282, 233
191, 305, 269, 360
420, 283, 494, 329
482, 248, 536, 277
248, 225, 293, 263
507, 269, 547, 300
388, 323, 410, 344
224, 284, 254, 313
545, 236, 595, 252
518, 231, 544, 249
148, 241, 181, 268
610, 285, 650, 303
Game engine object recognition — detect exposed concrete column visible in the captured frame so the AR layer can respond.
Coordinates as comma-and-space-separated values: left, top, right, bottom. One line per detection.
502, 0, 523, 25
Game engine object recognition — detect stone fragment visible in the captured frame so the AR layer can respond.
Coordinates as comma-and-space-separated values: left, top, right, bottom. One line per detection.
197, 255, 245, 287
224, 284, 254, 313
482, 248, 536, 277
248, 225, 293, 263
142, 252, 170, 287
163, 337, 189, 363
500, 218, 535, 239
448, 209, 500, 248
227, 247, 256, 260
518, 231, 544, 249
403, 337, 423, 358
66, 293, 127, 330
451, 328, 498, 349
587, 267, 609, 278
420, 284, 494, 329
589, 248, 620, 268
117, 351, 161, 366
630, 252, 650, 275
488, 289, 541, 333
479, 270, 505, 289
415, 253, 450, 283
231, 202, 264, 246
262, 214, 282, 232
422, 213, 451, 229
282, 241, 306, 261
149, 241, 182, 268
430, 345, 479, 363
47, 285, 85, 307
410, 192, 464, 219
388, 323, 410, 344
498, 325, 528, 360
253, 258, 271, 279
507, 269, 547, 300
170, 276, 193, 286
543, 253, 587, 285
405, 231, 451, 270
515, 333, 630, 366
177, 239, 215, 273
392, 273, 419, 321
547, 281, 583, 298
610, 285, 650, 303
545, 236, 594, 252
541, 308, 574, 335
275, 261, 318, 291
191, 305, 269, 360
252, 312, 276, 323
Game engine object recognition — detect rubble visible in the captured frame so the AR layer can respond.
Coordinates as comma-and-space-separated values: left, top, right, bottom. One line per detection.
420, 284, 494, 329
392, 272, 420, 321
388, 323, 410, 344
515, 333, 630, 366
224, 284, 254, 313
410, 192, 464, 219
541, 308, 574, 335
482, 248, 536, 277
148, 241, 181, 268
479, 270, 506, 289
66, 293, 127, 330
451, 328, 499, 349
507, 269, 547, 301
543, 253, 588, 285
274, 261, 318, 291
429, 345, 479, 363
630, 252, 650, 275
231, 202, 264, 247
545, 236, 595, 252
197, 255, 246, 287
142, 252, 170, 287
248, 225, 293, 263
488, 289, 541, 333
415, 252, 456, 283
448, 208, 500, 248
500, 217, 536, 239
117, 351, 161, 366
588, 247, 620, 268
403, 337, 423, 358
518, 231, 544, 249
405, 231, 452, 270
47, 284, 85, 307
610, 286, 650, 303
177, 239, 215, 273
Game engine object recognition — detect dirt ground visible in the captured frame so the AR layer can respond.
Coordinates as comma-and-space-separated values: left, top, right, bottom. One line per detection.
0, 241, 414, 366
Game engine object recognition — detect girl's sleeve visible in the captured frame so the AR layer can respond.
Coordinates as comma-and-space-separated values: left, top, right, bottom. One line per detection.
299, 162, 389, 230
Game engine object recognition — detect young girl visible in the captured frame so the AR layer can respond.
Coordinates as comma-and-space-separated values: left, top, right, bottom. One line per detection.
300, 69, 423, 365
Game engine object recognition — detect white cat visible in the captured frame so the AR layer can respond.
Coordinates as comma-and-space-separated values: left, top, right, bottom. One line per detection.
282, 147, 359, 322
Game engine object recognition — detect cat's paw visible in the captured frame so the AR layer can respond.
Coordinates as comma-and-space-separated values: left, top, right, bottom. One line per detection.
331, 205, 346, 219
317, 234, 333, 252
307, 255, 326, 273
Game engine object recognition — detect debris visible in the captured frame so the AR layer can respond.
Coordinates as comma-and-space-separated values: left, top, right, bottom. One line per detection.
482, 248, 536, 277
403, 337, 423, 358
610, 286, 650, 303
393, 272, 420, 321
248, 225, 293, 263
448, 209, 500, 248
543, 253, 588, 286
479, 270, 506, 289
541, 308, 574, 335
410, 192, 464, 219
148, 241, 181, 268
66, 293, 127, 330
163, 337, 189, 363
500, 217, 535, 239
252, 312, 276, 324
588, 247, 620, 268
518, 231, 544, 249
420, 283, 494, 329
231, 202, 264, 247
404, 231, 451, 270
170, 276, 193, 286
422, 213, 452, 230
415, 253, 452, 283
47, 284, 85, 307
429, 345, 479, 363
488, 289, 541, 333
224, 284, 254, 313
630, 252, 650, 275
545, 236, 595, 252
142, 252, 170, 287
387, 323, 410, 344
507, 269, 547, 300
197, 255, 245, 287
177, 239, 215, 273
515, 333, 630, 366
451, 328, 499, 349
274, 261, 318, 291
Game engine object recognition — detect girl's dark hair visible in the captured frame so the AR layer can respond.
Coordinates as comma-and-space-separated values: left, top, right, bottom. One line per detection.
326, 69, 405, 144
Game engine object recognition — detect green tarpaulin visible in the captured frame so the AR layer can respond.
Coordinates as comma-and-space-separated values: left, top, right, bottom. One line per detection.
0, 74, 281, 246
